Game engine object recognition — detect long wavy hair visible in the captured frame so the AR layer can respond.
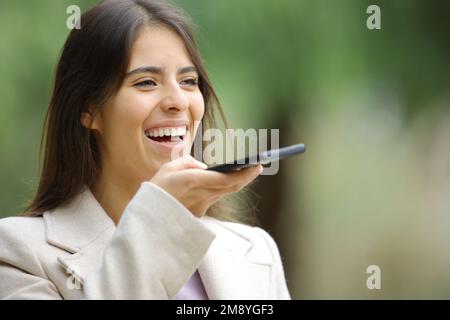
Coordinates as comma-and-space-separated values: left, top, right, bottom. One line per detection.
23, 0, 256, 224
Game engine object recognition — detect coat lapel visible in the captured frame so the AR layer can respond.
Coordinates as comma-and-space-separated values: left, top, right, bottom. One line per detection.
43, 187, 116, 285
56, 228, 115, 287
44, 188, 273, 299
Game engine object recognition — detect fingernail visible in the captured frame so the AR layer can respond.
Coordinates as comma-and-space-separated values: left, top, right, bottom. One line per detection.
198, 162, 208, 169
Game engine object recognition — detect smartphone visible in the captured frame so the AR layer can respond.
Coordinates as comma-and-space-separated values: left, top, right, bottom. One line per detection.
206, 143, 306, 172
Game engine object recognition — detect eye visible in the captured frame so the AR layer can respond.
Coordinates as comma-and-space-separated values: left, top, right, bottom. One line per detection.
134, 79, 157, 88
180, 78, 199, 86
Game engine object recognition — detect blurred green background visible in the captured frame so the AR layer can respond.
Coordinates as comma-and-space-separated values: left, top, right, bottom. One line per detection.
1, 0, 450, 299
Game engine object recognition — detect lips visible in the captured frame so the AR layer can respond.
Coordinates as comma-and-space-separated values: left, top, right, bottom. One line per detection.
144, 125, 186, 143
143, 120, 190, 150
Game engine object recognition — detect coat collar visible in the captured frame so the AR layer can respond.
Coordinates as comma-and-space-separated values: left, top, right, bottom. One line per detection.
45, 187, 273, 299
43, 186, 115, 254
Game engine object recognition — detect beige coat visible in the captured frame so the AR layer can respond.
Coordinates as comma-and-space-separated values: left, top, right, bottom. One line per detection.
0, 182, 291, 299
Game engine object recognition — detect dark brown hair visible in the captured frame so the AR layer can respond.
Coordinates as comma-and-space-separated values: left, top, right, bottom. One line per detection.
23, 0, 254, 222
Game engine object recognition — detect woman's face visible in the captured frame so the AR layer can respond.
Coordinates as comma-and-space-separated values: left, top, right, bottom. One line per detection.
90, 25, 205, 182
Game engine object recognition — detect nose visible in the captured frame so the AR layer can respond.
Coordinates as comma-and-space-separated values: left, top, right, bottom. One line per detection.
159, 82, 189, 113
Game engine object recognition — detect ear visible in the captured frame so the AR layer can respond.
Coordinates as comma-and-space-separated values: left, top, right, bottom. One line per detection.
81, 110, 101, 131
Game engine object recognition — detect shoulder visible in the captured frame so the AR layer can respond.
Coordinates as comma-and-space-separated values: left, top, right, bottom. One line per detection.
203, 215, 278, 245
201, 215, 282, 263
0, 216, 48, 269
0, 215, 46, 244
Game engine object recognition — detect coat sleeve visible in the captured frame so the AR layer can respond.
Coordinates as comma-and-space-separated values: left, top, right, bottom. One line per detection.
81, 182, 216, 299
257, 228, 292, 300
0, 182, 216, 300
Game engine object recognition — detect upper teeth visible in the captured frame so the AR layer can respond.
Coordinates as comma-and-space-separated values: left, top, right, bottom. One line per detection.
145, 126, 187, 137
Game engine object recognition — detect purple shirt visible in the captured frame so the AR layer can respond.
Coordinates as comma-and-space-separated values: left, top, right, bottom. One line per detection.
173, 269, 209, 300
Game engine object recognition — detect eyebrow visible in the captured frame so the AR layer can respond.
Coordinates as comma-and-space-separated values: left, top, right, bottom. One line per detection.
125, 65, 198, 79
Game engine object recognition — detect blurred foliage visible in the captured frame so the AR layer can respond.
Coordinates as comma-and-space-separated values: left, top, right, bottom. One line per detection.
1, 0, 449, 298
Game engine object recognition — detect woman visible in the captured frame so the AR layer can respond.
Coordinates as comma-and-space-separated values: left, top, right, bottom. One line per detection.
0, 0, 290, 299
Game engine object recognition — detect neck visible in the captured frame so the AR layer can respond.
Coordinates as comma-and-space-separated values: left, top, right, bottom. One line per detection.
90, 170, 141, 225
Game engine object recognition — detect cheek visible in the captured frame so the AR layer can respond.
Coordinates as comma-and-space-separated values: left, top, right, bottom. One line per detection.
123, 88, 160, 123
191, 93, 205, 120
103, 91, 153, 146
117, 92, 152, 123
189, 93, 205, 144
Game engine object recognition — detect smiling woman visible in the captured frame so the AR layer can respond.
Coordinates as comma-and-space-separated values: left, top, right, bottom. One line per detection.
0, 0, 290, 300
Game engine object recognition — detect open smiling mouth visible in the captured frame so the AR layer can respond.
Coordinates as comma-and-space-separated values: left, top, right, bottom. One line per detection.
144, 126, 186, 145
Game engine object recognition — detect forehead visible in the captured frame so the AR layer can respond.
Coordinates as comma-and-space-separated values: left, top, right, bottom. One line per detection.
128, 25, 194, 70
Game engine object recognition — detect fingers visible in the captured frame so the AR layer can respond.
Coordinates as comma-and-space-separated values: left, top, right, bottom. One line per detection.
219, 166, 262, 194
164, 155, 208, 171
190, 164, 263, 190
164, 157, 262, 194
154, 159, 263, 218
